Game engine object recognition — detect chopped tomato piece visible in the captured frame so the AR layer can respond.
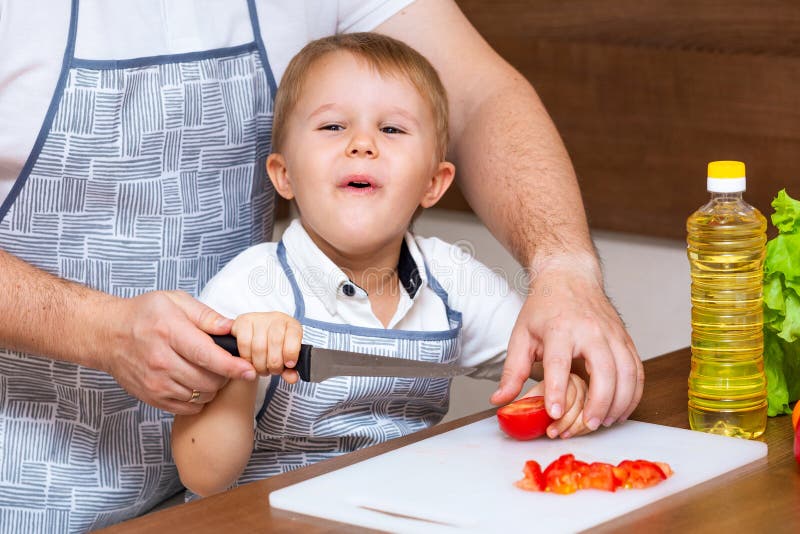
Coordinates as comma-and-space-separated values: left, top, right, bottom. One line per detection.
515, 460, 546, 491
578, 462, 620, 492
616, 459, 667, 489
497, 396, 553, 440
655, 462, 674, 478
612, 466, 629, 486
543, 454, 585, 494
515, 455, 673, 494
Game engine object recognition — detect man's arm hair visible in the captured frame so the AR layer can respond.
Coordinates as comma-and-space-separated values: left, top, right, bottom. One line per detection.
0, 248, 113, 368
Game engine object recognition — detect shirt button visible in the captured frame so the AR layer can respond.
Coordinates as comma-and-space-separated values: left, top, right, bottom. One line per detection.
342, 284, 356, 297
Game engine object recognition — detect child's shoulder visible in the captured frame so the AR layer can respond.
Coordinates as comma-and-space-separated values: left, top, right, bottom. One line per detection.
231, 241, 281, 263
411, 233, 515, 299
205, 241, 284, 288
412, 234, 484, 270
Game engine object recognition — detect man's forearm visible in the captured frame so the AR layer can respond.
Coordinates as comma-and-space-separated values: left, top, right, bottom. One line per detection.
376, 0, 600, 279
0, 249, 115, 368
451, 74, 600, 279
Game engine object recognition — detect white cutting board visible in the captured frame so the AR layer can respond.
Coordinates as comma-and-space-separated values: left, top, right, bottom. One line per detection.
269, 419, 767, 533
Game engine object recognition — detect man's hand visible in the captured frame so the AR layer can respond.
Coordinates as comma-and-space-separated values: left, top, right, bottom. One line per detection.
377, 0, 645, 429
102, 290, 256, 415
491, 261, 645, 433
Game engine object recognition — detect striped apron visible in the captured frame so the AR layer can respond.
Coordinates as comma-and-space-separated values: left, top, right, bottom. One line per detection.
0, 0, 276, 531
236, 241, 462, 484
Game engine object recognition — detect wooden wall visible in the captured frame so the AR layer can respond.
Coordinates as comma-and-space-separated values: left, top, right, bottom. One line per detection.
442, 0, 800, 239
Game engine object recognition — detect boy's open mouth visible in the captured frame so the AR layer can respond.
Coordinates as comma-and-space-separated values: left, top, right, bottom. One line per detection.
339, 174, 379, 193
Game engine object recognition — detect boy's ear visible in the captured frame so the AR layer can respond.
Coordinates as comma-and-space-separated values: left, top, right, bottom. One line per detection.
419, 161, 456, 209
266, 153, 295, 200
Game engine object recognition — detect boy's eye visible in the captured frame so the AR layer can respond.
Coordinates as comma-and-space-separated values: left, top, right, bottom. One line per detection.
320, 124, 344, 131
381, 126, 406, 135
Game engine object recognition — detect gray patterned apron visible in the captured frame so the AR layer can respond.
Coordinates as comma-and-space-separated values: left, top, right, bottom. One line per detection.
0, 0, 276, 531
235, 241, 462, 485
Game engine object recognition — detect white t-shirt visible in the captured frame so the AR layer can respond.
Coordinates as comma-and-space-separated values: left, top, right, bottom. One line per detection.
200, 219, 525, 411
0, 0, 415, 200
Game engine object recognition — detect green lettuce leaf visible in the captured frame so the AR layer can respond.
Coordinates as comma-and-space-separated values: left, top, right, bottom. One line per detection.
763, 189, 800, 415
764, 329, 790, 416
770, 189, 800, 233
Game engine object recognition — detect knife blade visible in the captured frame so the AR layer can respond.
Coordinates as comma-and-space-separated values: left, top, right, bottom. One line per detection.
211, 334, 475, 382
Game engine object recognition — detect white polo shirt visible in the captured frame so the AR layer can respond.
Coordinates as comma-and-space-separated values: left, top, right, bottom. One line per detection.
200, 219, 525, 407
0, 0, 415, 200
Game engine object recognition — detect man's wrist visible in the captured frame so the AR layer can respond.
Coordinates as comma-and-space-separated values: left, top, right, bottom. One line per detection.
527, 250, 602, 286
71, 289, 124, 372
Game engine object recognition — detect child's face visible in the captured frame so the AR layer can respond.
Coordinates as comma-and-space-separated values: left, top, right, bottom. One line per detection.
267, 51, 454, 257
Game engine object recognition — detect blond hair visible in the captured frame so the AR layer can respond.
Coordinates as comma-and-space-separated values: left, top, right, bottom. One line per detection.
271, 32, 449, 159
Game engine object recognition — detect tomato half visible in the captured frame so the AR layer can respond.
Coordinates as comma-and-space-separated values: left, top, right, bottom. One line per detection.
496, 396, 553, 440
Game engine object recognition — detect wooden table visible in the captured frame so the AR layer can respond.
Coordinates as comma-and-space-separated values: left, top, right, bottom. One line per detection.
101, 348, 800, 533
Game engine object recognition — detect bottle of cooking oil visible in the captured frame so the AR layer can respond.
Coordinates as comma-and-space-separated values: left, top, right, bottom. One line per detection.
687, 161, 767, 438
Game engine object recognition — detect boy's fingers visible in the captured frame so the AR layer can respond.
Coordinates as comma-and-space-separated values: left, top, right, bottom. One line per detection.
281, 368, 299, 384
547, 384, 582, 438
267, 321, 287, 374
563, 411, 590, 438
235, 321, 254, 365
283, 322, 303, 367
251, 322, 269, 375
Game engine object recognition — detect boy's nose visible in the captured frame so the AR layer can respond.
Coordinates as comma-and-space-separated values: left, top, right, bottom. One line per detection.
346, 133, 378, 158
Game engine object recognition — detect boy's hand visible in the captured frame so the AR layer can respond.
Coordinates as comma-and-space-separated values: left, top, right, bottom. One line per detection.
231, 312, 303, 384
522, 373, 589, 439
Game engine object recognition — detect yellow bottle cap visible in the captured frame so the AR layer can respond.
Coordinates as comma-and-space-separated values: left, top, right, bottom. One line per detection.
708, 161, 746, 179
707, 161, 746, 192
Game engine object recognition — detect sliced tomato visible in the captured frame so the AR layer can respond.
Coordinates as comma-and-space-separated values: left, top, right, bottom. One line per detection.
543, 454, 585, 494
616, 459, 668, 489
497, 396, 553, 441
612, 466, 629, 486
515, 460, 546, 491
578, 462, 620, 492
515, 456, 673, 494
654, 462, 674, 478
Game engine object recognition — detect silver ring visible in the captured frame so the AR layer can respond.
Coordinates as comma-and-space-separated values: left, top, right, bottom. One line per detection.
188, 389, 201, 404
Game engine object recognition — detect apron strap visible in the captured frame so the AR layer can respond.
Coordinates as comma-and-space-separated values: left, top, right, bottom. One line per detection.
424, 263, 463, 324
246, 0, 278, 96
277, 240, 306, 320
0, 0, 79, 223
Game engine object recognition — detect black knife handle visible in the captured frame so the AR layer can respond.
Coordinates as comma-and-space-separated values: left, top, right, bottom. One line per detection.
211, 334, 313, 382
296, 344, 312, 382
210, 334, 239, 356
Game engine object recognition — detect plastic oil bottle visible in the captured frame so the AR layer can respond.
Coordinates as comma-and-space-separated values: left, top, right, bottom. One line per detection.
686, 161, 767, 438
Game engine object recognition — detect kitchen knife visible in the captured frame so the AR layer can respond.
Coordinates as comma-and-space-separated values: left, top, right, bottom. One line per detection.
211, 334, 475, 382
